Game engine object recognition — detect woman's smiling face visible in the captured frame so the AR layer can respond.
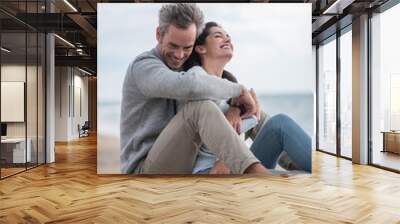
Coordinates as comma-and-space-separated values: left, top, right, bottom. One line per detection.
197, 26, 234, 60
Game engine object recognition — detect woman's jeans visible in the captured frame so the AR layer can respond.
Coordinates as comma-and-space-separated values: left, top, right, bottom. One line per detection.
250, 114, 312, 173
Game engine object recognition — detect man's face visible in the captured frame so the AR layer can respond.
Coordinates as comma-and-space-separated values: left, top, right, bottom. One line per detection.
157, 24, 197, 70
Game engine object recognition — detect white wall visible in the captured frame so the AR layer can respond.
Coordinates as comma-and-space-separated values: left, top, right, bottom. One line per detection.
1, 65, 38, 138
1, 65, 27, 141
73, 73, 89, 136
1, 63, 46, 164
54, 67, 89, 141
55, 67, 68, 141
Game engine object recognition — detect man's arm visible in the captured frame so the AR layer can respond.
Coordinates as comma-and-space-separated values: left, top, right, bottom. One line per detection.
131, 55, 241, 101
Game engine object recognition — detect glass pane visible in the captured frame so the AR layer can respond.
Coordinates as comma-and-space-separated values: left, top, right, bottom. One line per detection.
1, 31, 27, 177
27, 31, 38, 169
38, 33, 45, 165
318, 37, 337, 154
0, 1, 26, 14
371, 4, 400, 171
0, 4, 24, 38
26, 0, 39, 14
340, 30, 352, 158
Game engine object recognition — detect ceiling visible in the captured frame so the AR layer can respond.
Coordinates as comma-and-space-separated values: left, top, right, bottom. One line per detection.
0, 0, 393, 75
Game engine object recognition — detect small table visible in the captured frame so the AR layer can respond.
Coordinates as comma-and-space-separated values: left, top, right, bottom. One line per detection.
381, 131, 400, 154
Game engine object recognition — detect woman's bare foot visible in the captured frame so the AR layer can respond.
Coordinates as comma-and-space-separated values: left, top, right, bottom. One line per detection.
244, 162, 271, 174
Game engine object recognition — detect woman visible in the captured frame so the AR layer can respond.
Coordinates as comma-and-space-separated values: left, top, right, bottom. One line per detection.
183, 22, 311, 174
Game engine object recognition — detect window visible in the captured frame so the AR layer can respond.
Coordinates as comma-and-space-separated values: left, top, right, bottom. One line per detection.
340, 29, 352, 158
0, 1, 46, 179
370, 2, 400, 171
318, 37, 337, 154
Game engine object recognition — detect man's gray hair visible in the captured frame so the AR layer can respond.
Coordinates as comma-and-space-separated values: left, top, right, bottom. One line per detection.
158, 3, 204, 37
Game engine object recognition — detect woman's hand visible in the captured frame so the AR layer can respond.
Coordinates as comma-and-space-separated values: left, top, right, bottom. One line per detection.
209, 160, 231, 174
225, 106, 242, 134
250, 88, 261, 121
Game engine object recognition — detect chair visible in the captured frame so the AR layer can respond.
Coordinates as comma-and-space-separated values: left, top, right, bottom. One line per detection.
78, 121, 90, 138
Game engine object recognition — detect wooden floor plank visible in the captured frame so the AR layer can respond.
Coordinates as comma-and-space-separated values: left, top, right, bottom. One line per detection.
1, 135, 400, 223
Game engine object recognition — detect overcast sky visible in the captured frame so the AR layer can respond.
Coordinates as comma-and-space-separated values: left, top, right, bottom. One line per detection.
98, 3, 313, 102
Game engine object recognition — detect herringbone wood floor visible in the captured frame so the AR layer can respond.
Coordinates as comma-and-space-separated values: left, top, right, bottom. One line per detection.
1, 135, 400, 223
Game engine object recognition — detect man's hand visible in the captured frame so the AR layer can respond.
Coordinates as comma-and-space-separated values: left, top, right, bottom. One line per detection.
250, 88, 261, 121
225, 106, 242, 134
231, 85, 256, 118
209, 160, 231, 174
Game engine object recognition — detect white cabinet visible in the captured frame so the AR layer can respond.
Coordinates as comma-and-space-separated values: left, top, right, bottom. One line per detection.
1, 138, 32, 163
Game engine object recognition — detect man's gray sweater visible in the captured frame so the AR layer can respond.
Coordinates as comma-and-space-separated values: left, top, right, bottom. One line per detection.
120, 47, 242, 174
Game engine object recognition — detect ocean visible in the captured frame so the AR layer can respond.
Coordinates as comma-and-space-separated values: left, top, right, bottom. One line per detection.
98, 93, 314, 138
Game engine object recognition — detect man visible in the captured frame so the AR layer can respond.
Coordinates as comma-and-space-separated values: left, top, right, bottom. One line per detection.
120, 3, 269, 175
